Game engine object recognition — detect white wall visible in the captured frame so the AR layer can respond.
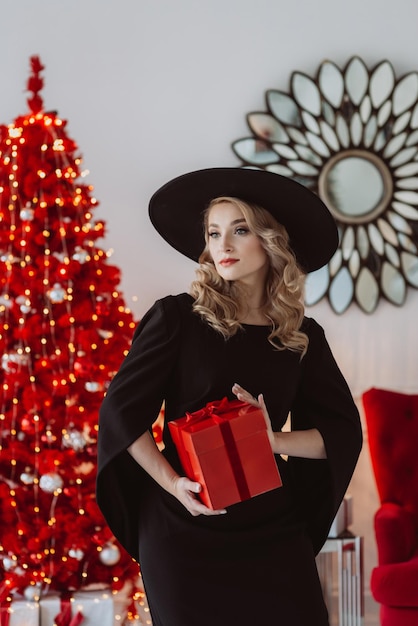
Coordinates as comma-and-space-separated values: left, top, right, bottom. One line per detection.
2, 0, 418, 607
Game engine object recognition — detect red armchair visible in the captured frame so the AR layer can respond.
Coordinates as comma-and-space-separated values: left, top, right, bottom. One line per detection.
363, 388, 418, 626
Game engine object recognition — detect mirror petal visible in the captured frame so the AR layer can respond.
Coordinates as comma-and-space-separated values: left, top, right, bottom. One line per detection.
398, 233, 417, 253
355, 268, 379, 313
387, 210, 412, 234
288, 161, 319, 176
266, 164, 293, 176
393, 111, 411, 134
377, 101, 392, 127
411, 103, 418, 128
383, 132, 407, 158
267, 91, 302, 127
385, 243, 400, 267
319, 121, 340, 151
349, 249, 361, 277
247, 113, 289, 143
394, 162, 418, 177
342, 226, 355, 260
373, 129, 387, 152
357, 225, 370, 259
360, 95, 372, 123
322, 101, 336, 126
345, 57, 369, 105
370, 60, 395, 108
378, 218, 398, 246
232, 138, 278, 165
302, 111, 320, 134
336, 114, 350, 148
350, 112, 363, 145
401, 252, 418, 286
393, 73, 418, 116
394, 190, 418, 204
291, 72, 322, 115
368, 223, 385, 254
287, 128, 308, 145
364, 116, 378, 147
329, 248, 343, 276
395, 176, 418, 189
329, 267, 354, 314
381, 262, 406, 305
305, 265, 330, 305
295, 145, 323, 165
389, 146, 418, 167
273, 143, 298, 159
305, 132, 330, 157
405, 129, 418, 146
318, 60, 344, 108
392, 200, 418, 219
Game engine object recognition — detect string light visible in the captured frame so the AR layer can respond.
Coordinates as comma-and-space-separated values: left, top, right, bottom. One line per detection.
0, 55, 144, 611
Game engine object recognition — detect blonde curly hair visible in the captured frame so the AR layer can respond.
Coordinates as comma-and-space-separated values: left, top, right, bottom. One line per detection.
190, 196, 309, 356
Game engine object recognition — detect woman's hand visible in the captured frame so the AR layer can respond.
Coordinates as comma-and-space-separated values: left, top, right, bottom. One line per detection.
232, 383, 326, 459
128, 431, 227, 517
232, 383, 275, 448
171, 476, 227, 517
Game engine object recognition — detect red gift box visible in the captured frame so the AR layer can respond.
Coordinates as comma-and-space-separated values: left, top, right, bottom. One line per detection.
168, 398, 282, 509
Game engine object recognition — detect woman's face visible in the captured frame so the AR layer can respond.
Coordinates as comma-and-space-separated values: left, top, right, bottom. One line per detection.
207, 201, 269, 287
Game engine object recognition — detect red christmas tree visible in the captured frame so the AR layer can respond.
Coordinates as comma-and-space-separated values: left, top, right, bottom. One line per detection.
0, 57, 143, 612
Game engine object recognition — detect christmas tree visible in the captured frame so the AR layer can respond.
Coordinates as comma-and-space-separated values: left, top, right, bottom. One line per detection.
0, 56, 145, 614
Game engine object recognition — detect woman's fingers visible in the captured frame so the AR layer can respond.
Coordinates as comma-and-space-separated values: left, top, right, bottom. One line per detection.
232, 383, 259, 406
175, 477, 227, 516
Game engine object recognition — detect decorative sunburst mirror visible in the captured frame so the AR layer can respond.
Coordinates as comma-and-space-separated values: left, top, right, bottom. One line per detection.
232, 57, 418, 314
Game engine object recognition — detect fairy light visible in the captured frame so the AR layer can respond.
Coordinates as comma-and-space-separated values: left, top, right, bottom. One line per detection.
0, 57, 140, 606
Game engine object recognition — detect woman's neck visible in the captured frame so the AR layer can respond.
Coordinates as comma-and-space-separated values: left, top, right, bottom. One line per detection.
238, 301, 270, 326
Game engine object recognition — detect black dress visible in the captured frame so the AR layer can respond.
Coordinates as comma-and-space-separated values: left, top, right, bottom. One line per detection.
96, 293, 362, 626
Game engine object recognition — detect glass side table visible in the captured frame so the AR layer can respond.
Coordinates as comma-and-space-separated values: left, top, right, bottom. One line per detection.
317, 533, 364, 626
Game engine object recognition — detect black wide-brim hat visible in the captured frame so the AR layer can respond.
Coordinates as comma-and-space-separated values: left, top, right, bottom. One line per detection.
149, 167, 338, 273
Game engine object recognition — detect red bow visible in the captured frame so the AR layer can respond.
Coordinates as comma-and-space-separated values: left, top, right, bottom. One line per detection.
54, 595, 84, 626
185, 397, 239, 424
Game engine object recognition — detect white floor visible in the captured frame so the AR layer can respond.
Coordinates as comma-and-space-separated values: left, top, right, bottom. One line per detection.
363, 595, 380, 626
326, 594, 380, 625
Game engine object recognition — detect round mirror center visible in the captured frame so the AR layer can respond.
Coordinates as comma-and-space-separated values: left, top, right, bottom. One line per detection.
318, 150, 393, 223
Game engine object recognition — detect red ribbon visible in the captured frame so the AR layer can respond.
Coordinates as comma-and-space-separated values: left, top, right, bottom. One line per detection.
0, 606, 10, 626
54, 594, 84, 626
186, 398, 251, 501
185, 397, 231, 424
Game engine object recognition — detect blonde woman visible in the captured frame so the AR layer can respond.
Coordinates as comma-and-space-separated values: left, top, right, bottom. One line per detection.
97, 168, 362, 626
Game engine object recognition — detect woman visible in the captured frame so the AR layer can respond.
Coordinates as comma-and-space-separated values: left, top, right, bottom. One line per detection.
96, 168, 362, 626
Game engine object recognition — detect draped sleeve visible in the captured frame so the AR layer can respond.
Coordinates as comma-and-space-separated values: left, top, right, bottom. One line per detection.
96, 296, 182, 561
288, 318, 363, 554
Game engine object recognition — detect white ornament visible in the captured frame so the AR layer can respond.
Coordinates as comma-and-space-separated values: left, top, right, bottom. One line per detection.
20, 471, 35, 485
24, 585, 41, 602
48, 283, 66, 303
98, 329, 114, 339
99, 544, 121, 566
0, 295, 13, 308
16, 295, 32, 314
62, 430, 87, 452
85, 381, 103, 393
39, 472, 64, 493
68, 548, 85, 561
72, 247, 89, 263
2, 557, 17, 570
20, 205, 35, 221
1, 352, 29, 372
